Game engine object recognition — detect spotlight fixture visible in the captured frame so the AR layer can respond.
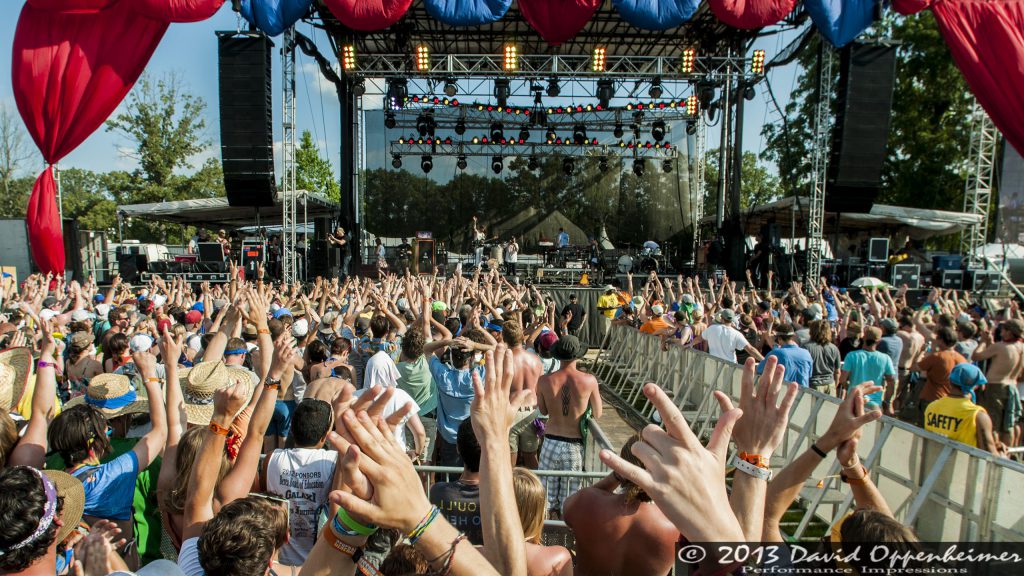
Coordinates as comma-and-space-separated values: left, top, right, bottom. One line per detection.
662, 159, 673, 173
698, 84, 716, 109
598, 157, 609, 172
386, 79, 408, 109
685, 95, 699, 116
613, 124, 624, 138
572, 125, 587, 145
384, 112, 396, 129
415, 44, 431, 72
416, 114, 434, 137
527, 156, 539, 171
649, 77, 663, 99
686, 120, 697, 135
455, 119, 466, 136
341, 44, 357, 71
744, 85, 756, 101
562, 157, 575, 176
546, 78, 560, 98
519, 126, 530, 141
503, 44, 519, 71
443, 79, 458, 97
491, 156, 504, 174
591, 46, 607, 72
545, 127, 557, 142
457, 155, 468, 170
651, 120, 666, 142
596, 79, 615, 108
391, 154, 402, 169
421, 155, 433, 174
352, 79, 366, 96
633, 158, 645, 176
680, 47, 696, 74
490, 122, 505, 142
751, 49, 766, 75
494, 79, 511, 107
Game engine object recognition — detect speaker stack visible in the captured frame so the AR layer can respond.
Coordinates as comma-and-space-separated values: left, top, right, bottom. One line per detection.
218, 32, 276, 208
825, 42, 898, 214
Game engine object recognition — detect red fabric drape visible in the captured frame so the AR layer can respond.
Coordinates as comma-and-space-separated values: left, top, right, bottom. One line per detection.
518, 0, 601, 46
708, 0, 797, 29
893, 0, 1024, 156
322, 0, 414, 31
12, 0, 223, 274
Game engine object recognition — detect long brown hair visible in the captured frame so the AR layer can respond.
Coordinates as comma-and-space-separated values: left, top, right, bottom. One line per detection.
167, 426, 230, 515
809, 320, 833, 346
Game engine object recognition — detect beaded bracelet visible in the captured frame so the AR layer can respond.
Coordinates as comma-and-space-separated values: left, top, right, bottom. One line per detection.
407, 506, 440, 546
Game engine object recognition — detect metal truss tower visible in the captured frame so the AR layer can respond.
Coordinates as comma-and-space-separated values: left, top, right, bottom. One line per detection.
281, 27, 298, 284
692, 117, 708, 257
806, 40, 834, 286
961, 101, 999, 269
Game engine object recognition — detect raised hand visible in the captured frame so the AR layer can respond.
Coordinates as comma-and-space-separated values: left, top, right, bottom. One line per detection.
818, 381, 882, 452
730, 356, 798, 459
212, 380, 250, 424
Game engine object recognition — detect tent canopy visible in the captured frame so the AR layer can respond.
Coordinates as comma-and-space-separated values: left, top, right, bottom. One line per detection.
714, 196, 984, 241
459, 208, 589, 252
118, 191, 339, 230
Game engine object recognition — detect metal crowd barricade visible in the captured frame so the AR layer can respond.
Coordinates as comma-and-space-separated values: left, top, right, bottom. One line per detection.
596, 325, 1024, 542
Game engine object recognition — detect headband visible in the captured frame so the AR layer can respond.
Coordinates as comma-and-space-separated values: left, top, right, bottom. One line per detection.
486, 323, 503, 333
0, 468, 57, 556
85, 387, 138, 410
224, 348, 248, 356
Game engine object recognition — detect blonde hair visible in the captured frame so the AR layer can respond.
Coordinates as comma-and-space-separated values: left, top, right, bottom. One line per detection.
512, 468, 546, 544
168, 426, 230, 515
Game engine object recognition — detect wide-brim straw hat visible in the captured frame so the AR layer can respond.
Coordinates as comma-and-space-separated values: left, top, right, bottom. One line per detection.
183, 361, 255, 425
65, 373, 149, 418
0, 347, 33, 413
45, 469, 85, 545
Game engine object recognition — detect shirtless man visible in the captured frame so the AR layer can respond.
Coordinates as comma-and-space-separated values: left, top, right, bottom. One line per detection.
563, 434, 679, 576
503, 319, 543, 468
536, 335, 603, 517
895, 315, 925, 411
972, 319, 1024, 447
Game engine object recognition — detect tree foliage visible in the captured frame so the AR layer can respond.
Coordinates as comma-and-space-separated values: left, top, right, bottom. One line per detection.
296, 130, 340, 202
703, 148, 782, 213
761, 14, 973, 211
0, 103, 35, 218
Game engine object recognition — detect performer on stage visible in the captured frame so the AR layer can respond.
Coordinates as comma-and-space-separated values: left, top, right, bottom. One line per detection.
557, 227, 570, 248
472, 215, 486, 267
396, 238, 413, 275
327, 226, 352, 279
505, 236, 519, 277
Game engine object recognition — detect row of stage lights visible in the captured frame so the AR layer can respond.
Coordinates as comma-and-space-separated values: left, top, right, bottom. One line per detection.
395, 118, 681, 145
395, 135, 674, 149
387, 95, 700, 116
391, 153, 671, 176
340, 43, 766, 77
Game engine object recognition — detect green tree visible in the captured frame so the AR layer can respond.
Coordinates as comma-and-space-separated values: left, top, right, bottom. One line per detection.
761, 15, 972, 212
0, 103, 34, 218
296, 130, 340, 202
59, 168, 118, 232
703, 149, 782, 211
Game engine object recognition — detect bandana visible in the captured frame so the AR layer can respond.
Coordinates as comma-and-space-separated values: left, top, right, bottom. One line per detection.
0, 468, 57, 556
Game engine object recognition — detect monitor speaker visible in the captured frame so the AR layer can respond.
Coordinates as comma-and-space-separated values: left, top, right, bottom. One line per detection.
218, 32, 276, 207
867, 238, 889, 262
198, 242, 225, 262
825, 42, 897, 214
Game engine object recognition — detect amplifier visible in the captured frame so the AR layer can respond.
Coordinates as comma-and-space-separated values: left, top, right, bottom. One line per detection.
565, 261, 584, 270
868, 238, 889, 263
892, 264, 921, 289
141, 272, 230, 284
932, 269, 964, 290
968, 269, 1001, 292
932, 254, 963, 271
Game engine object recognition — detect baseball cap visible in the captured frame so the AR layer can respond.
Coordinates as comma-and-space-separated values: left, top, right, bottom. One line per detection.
717, 309, 735, 323
879, 318, 899, 333
432, 301, 448, 312
397, 298, 409, 312
191, 302, 204, 313
552, 335, 586, 361
70, 309, 94, 322
129, 334, 154, 354
273, 307, 292, 319
535, 331, 558, 353
39, 309, 57, 322
151, 294, 167, 309
651, 304, 665, 316
93, 294, 105, 303
604, 285, 615, 292
292, 318, 309, 338
185, 310, 203, 325
681, 294, 694, 304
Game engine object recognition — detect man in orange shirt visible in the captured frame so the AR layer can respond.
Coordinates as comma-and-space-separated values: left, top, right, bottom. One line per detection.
639, 304, 671, 335
913, 327, 967, 427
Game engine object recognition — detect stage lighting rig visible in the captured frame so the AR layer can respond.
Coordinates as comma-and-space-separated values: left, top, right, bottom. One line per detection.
545, 127, 557, 142
491, 156, 504, 174
680, 48, 696, 74
751, 50, 766, 75
352, 79, 366, 96
528, 156, 539, 171
456, 155, 468, 170
384, 112, 397, 129
421, 155, 433, 173
597, 80, 615, 108
633, 158, 645, 176
455, 119, 466, 135
649, 77, 663, 99
592, 47, 607, 72
686, 120, 697, 135
494, 79, 511, 107
392, 154, 402, 169
504, 44, 519, 71
651, 120, 666, 142
386, 79, 408, 109
520, 126, 531, 141
698, 84, 716, 109
572, 125, 587, 145
563, 157, 575, 176
613, 124, 624, 138
415, 45, 431, 72
546, 78, 560, 97
416, 114, 435, 137
744, 85, 756, 101
662, 159, 673, 173
341, 44, 357, 71
490, 122, 505, 142
444, 78, 458, 97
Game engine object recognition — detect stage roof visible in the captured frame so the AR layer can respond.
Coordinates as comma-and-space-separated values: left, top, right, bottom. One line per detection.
314, 2, 765, 61
118, 192, 338, 229
717, 196, 985, 240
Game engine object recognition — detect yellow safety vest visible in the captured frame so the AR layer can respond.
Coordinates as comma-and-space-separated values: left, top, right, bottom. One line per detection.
924, 396, 985, 447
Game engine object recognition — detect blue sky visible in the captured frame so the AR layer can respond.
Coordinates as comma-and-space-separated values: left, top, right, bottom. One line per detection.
0, 4, 803, 182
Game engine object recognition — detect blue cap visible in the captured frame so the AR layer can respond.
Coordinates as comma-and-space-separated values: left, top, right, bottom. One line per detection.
950, 363, 987, 402
191, 302, 204, 312
94, 294, 105, 303
273, 307, 292, 319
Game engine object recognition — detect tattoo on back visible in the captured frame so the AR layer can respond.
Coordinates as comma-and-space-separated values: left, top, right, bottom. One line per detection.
561, 386, 570, 416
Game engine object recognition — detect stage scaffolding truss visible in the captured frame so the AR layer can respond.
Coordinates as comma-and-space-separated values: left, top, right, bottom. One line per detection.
281, 27, 299, 284
806, 39, 834, 286
961, 101, 998, 270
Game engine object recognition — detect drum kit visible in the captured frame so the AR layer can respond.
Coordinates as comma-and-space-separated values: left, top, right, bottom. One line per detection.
617, 245, 668, 274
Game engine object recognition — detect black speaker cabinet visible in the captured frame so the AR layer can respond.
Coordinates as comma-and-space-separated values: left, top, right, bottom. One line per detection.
969, 270, 1001, 292
933, 269, 964, 290
892, 264, 920, 289
218, 32, 276, 207
197, 242, 225, 262
868, 238, 889, 262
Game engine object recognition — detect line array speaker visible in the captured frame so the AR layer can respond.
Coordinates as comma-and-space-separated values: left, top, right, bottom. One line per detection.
825, 42, 897, 214
218, 32, 276, 207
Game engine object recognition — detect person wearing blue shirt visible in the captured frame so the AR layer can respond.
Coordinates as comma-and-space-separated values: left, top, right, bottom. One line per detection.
557, 227, 570, 248
758, 323, 814, 388
423, 334, 491, 468
840, 326, 897, 412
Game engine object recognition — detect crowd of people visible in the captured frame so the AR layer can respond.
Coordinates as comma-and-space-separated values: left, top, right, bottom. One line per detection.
0, 262, 995, 576
605, 267, 1023, 456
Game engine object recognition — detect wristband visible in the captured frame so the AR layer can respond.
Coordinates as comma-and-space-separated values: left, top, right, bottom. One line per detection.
810, 443, 828, 459
738, 451, 770, 469
208, 421, 230, 436
147, 377, 161, 385
841, 465, 869, 485
322, 527, 364, 561
734, 458, 773, 482
257, 328, 271, 335
336, 507, 378, 536
264, 377, 281, 391
36, 361, 55, 369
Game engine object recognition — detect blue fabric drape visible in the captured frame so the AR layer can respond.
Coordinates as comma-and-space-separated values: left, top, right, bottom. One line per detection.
804, 0, 876, 47
423, 0, 511, 26
240, 0, 313, 36
611, 0, 700, 30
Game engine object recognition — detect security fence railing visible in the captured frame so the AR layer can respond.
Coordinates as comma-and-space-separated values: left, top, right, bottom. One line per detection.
595, 325, 1024, 542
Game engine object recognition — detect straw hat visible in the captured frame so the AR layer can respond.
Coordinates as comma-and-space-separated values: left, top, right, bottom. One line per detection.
183, 361, 255, 425
64, 374, 149, 418
45, 470, 85, 545
0, 347, 32, 413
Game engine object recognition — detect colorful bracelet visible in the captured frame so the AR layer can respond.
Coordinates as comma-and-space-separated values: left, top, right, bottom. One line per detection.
407, 506, 440, 545
36, 360, 55, 369
208, 421, 230, 436
335, 507, 378, 536
321, 526, 364, 561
